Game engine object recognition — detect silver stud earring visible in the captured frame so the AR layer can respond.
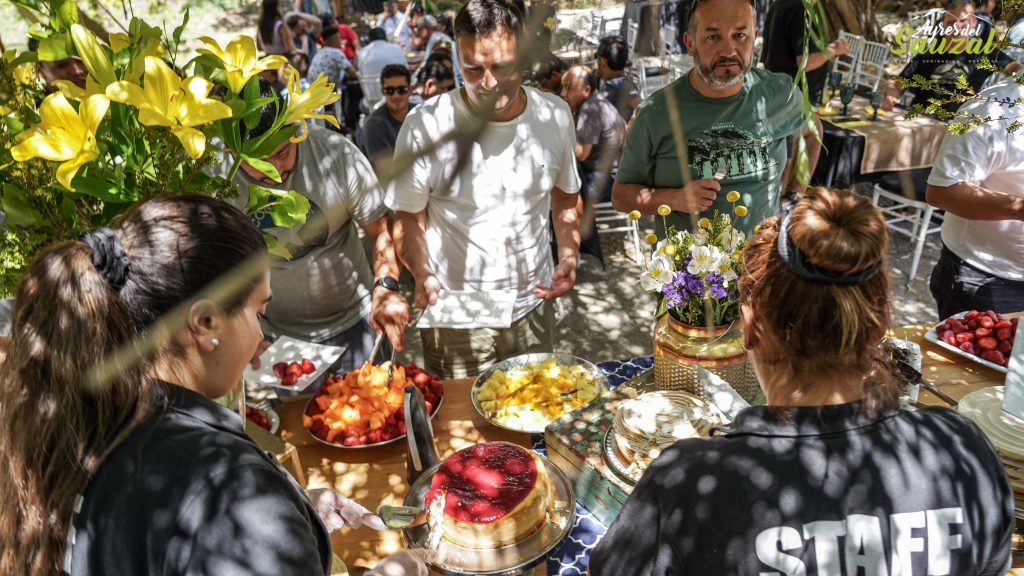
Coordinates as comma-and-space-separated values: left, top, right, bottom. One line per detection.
211, 337, 220, 349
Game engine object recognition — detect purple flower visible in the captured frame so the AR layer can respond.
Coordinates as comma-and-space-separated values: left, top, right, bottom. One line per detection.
708, 283, 728, 299
662, 282, 689, 308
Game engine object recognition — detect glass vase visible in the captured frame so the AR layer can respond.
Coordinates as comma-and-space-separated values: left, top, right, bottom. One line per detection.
652, 314, 761, 402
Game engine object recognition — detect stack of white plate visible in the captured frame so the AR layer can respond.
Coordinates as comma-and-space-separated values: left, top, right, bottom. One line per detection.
958, 387, 1024, 523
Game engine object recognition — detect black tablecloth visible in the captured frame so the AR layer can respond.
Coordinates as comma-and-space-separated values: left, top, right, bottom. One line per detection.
811, 119, 932, 202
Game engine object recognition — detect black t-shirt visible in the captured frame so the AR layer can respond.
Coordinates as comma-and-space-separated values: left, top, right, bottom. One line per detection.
900, 46, 1014, 113
761, 0, 827, 104
358, 104, 404, 166
576, 93, 625, 174
590, 402, 1014, 576
65, 383, 332, 576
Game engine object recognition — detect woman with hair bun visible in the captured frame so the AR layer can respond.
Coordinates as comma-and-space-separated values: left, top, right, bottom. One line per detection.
0, 195, 429, 576
591, 187, 1015, 575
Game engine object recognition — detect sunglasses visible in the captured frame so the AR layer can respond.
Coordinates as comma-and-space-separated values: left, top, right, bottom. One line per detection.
382, 86, 410, 95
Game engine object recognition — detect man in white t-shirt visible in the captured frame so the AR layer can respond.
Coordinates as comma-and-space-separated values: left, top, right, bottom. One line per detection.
926, 76, 1024, 318
387, 0, 581, 378
211, 84, 412, 374
358, 27, 409, 86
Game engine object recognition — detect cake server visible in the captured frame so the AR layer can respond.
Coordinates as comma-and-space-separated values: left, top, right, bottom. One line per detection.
377, 505, 429, 529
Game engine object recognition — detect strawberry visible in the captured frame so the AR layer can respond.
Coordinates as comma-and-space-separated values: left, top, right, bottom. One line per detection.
424, 400, 434, 414
964, 310, 979, 320
413, 372, 431, 387
955, 332, 975, 344
1011, 318, 1019, 328
382, 426, 397, 441
985, 310, 999, 321
959, 341, 976, 355
342, 434, 360, 446
368, 429, 384, 444
272, 362, 288, 379
995, 328, 1013, 342
429, 378, 444, 397
947, 319, 966, 333
940, 331, 957, 346
998, 340, 1012, 355
994, 320, 1012, 331
977, 337, 998, 351
286, 362, 303, 378
979, 349, 1007, 366
978, 316, 995, 329
974, 327, 991, 338
398, 420, 407, 435
300, 357, 315, 374
281, 373, 299, 386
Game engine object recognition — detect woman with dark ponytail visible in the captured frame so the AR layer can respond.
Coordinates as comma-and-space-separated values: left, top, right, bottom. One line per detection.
0, 196, 428, 576
591, 188, 1015, 575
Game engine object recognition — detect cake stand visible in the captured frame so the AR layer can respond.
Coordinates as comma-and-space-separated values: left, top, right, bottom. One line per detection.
401, 455, 575, 576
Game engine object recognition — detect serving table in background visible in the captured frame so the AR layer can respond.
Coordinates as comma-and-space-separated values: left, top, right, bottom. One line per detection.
267, 317, 1022, 574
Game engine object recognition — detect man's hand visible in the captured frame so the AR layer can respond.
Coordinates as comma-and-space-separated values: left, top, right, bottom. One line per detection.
249, 338, 273, 370
534, 257, 577, 300
414, 273, 441, 310
676, 179, 720, 213
880, 93, 898, 111
371, 288, 412, 351
306, 488, 386, 532
827, 38, 850, 58
367, 549, 436, 576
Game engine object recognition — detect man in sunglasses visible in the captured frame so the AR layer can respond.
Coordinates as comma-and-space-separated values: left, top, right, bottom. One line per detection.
358, 64, 413, 174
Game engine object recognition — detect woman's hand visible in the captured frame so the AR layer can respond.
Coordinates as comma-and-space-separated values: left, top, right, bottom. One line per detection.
306, 488, 385, 532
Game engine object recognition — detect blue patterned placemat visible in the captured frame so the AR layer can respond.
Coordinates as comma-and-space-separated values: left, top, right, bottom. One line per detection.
534, 355, 653, 575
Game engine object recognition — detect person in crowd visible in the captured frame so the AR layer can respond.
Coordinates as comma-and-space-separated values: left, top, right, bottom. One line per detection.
882, 0, 1022, 115
359, 27, 409, 89
562, 65, 625, 203
319, 11, 359, 61
415, 14, 463, 84
377, 0, 411, 47
288, 49, 310, 77
530, 53, 569, 93
211, 81, 412, 371
926, 76, 1024, 318
613, 0, 819, 237
308, 25, 357, 83
257, 0, 295, 56
1005, 1, 1024, 62
976, 0, 997, 25
26, 36, 87, 92
761, 0, 849, 105
595, 35, 640, 122
412, 58, 456, 104
590, 187, 1015, 575
358, 65, 413, 174
0, 195, 432, 576
388, 0, 581, 378
286, 12, 323, 57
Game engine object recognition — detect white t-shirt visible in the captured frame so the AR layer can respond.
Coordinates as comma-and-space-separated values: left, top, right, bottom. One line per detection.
927, 78, 1024, 280
387, 87, 581, 320
357, 40, 408, 84
211, 126, 388, 341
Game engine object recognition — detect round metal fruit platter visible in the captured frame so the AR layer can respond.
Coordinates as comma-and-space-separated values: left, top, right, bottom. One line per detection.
303, 364, 444, 449
470, 353, 609, 434
402, 455, 575, 576
245, 403, 280, 435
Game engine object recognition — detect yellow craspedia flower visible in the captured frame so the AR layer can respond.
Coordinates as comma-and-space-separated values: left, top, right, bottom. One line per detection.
628, 210, 642, 221
726, 190, 741, 203
732, 250, 742, 262
753, 224, 762, 235
645, 233, 658, 245
656, 204, 671, 216
698, 217, 711, 229
664, 244, 677, 256
734, 205, 749, 218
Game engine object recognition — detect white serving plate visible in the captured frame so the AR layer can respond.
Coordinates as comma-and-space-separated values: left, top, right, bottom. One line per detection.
923, 312, 1009, 375
243, 336, 346, 396
245, 402, 280, 434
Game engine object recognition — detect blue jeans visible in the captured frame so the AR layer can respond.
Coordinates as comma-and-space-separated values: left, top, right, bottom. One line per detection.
929, 245, 1024, 319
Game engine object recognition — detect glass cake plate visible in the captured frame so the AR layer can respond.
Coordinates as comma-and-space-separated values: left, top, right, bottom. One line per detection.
402, 454, 575, 575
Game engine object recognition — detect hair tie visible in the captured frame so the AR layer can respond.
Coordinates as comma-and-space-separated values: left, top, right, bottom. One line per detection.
80, 227, 131, 291
776, 208, 881, 285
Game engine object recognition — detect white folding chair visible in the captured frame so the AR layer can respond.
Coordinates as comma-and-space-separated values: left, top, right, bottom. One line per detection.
854, 39, 889, 93
359, 76, 382, 116
830, 31, 864, 84
871, 184, 943, 280
594, 202, 644, 265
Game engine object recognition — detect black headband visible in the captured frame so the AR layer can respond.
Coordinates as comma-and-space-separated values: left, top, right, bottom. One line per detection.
776, 209, 881, 285
80, 227, 130, 291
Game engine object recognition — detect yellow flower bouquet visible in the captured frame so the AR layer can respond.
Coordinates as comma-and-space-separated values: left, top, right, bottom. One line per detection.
0, 0, 341, 294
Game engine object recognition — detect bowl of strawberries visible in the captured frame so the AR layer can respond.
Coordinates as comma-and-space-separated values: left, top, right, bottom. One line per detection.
302, 361, 444, 448
926, 310, 1018, 373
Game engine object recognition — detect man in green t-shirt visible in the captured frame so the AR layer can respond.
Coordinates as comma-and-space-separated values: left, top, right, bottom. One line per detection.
613, 0, 820, 236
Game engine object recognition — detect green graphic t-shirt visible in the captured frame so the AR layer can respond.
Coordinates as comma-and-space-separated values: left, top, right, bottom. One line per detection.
616, 67, 804, 236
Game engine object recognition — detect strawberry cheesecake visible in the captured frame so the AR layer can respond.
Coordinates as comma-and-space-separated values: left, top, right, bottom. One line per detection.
424, 441, 552, 549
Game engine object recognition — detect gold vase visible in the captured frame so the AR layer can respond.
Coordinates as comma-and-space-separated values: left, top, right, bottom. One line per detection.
652, 314, 761, 402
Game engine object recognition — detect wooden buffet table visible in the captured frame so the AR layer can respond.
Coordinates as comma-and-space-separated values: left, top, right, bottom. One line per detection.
268, 316, 1020, 574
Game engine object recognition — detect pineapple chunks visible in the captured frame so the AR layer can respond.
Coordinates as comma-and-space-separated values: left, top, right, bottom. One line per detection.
476, 358, 601, 429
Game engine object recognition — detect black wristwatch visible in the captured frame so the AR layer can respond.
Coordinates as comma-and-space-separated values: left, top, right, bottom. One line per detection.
373, 275, 400, 292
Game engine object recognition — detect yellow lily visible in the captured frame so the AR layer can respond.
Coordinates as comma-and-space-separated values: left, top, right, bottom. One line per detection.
281, 67, 340, 142
71, 24, 117, 88
13, 63, 36, 86
197, 35, 287, 94
110, 32, 166, 83
11, 93, 110, 191
106, 56, 234, 159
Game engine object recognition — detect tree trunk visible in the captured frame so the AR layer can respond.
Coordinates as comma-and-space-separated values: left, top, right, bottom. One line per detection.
821, 0, 883, 42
